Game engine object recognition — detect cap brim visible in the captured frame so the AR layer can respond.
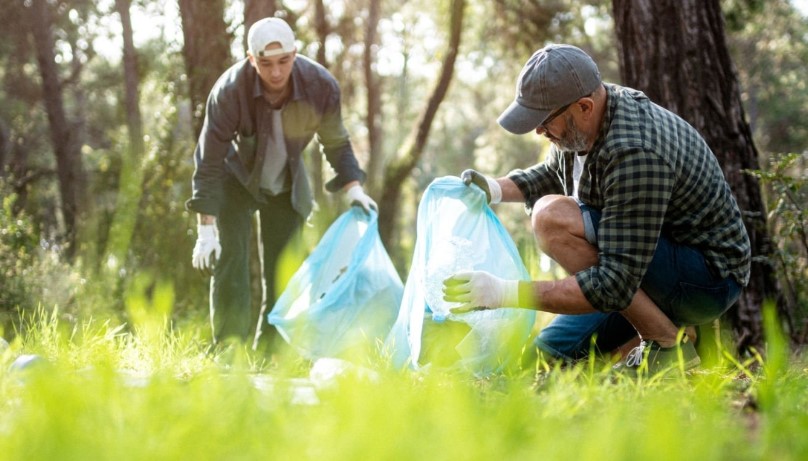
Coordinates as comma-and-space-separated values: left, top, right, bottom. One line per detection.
497, 100, 550, 135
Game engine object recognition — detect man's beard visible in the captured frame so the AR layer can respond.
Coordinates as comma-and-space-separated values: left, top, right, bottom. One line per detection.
554, 113, 589, 153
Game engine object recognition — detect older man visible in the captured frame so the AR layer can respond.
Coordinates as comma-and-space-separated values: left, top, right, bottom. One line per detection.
445, 44, 750, 374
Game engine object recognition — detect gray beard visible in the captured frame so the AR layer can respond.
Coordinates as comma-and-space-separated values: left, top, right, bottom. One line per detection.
556, 114, 589, 153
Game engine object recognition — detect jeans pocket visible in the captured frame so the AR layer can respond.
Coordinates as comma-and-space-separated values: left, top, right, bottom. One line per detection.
669, 281, 732, 325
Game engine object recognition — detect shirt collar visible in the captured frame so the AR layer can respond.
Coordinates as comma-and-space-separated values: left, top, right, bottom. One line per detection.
590, 84, 617, 153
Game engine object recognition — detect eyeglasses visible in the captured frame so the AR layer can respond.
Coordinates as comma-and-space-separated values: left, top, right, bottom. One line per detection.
538, 102, 573, 131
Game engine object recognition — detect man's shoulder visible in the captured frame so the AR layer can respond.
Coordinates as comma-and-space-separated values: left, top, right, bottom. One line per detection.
606, 83, 647, 101
601, 83, 709, 168
293, 55, 340, 91
607, 83, 689, 130
211, 59, 255, 95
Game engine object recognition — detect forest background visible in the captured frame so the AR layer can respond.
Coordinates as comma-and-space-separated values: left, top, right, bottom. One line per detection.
1, 0, 807, 357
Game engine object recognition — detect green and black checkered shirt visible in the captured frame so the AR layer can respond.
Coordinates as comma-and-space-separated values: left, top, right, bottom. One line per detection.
509, 84, 751, 312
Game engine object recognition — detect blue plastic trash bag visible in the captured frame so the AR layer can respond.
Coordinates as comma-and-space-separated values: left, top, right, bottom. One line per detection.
386, 176, 536, 375
268, 207, 403, 360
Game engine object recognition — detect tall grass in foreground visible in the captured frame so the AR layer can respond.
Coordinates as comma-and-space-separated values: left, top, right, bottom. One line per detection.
1, 307, 807, 461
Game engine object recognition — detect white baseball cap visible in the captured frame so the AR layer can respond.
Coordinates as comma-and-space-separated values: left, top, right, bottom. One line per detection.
248, 18, 296, 57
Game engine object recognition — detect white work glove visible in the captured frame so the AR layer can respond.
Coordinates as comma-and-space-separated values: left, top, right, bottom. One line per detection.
192, 223, 221, 277
461, 169, 502, 204
346, 184, 378, 214
442, 270, 519, 313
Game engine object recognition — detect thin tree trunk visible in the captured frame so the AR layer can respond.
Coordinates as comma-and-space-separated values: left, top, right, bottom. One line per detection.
27, 0, 86, 257
313, 0, 329, 66
311, 0, 328, 202
378, 0, 466, 262
117, 0, 144, 157
0, 117, 9, 178
244, 0, 278, 52
612, 0, 783, 355
178, 0, 232, 138
106, 0, 146, 270
364, 0, 383, 194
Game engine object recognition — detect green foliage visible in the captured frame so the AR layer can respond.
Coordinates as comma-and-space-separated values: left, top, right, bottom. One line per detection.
0, 182, 81, 337
723, 0, 766, 32
0, 186, 38, 321
746, 152, 808, 334
2, 312, 808, 460
727, 0, 808, 155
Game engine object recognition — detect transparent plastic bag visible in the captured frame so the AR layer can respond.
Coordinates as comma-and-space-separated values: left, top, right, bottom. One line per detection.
422, 236, 474, 322
386, 176, 536, 375
268, 207, 403, 360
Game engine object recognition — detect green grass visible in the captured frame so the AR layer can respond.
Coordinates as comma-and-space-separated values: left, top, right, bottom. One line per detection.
1, 307, 806, 461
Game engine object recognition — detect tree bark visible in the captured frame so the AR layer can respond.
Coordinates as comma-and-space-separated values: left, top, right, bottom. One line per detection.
612, 0, 782, 354
116, 0, 144, 157
178, 0, 232, 138
244, 0, 278, 49
27, 0, 86, 257
363, 0, 383, 194
0, 117, 8, 178
378, 0, 466, 257
310, 0, 328, 203
105, 0, 146, 269
313, 0, 329, 67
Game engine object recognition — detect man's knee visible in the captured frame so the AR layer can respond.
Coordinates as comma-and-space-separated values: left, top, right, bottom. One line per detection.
531, 195, 583, 247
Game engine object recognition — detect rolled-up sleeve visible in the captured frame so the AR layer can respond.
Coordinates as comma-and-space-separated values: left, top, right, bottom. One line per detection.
508, 150, 566, 211
575, 148, 673, 312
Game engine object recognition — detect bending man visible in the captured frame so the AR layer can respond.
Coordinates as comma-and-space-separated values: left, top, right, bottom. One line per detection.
445, 44, 750, 373
187, 18, 376, 349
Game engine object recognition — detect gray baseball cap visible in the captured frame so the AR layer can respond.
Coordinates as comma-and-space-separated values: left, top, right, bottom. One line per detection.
498, 44, 602, 135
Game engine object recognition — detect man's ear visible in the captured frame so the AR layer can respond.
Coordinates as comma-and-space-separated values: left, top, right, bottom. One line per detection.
577, 97, 595, 118
247, 53, 256, 68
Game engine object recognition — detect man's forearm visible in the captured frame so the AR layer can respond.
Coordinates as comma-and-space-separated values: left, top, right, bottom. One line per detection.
521, 276, 598, 315
496, 177, 524, 203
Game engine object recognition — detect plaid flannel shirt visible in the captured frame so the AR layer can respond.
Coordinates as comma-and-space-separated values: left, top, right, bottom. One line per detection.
508, 84, 751, 312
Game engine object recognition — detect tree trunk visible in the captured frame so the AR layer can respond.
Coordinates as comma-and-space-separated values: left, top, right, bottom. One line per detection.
363, 0, 383, 194
27, 0, 86, 257
612, 0, 783, 355
106, 0, 146, 269
310, 0, 328, 203
116, 0, 144, 157
313, 0, 329, 66
0, 117, 8, 178
378, 0, 466, 261
244, 0, 278, 52
178, 0, 232, 138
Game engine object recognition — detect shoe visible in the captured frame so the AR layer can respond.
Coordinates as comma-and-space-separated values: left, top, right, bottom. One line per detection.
617, 337, 701, 376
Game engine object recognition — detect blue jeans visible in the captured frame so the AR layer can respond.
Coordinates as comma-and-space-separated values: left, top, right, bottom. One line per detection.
534, 203, 742, 360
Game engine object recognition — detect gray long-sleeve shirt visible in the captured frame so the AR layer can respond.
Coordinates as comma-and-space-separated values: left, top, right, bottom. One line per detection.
186, 55, 366, 219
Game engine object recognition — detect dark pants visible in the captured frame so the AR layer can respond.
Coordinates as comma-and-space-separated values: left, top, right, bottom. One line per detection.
211, 176, 302, 346
534, 202, 742, 360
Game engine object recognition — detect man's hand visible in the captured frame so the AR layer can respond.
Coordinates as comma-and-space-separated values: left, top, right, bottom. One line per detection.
443, 270, 519, 313
460, 169, 502, 204
346, 184, 378, 214
192, 223, 221, 277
